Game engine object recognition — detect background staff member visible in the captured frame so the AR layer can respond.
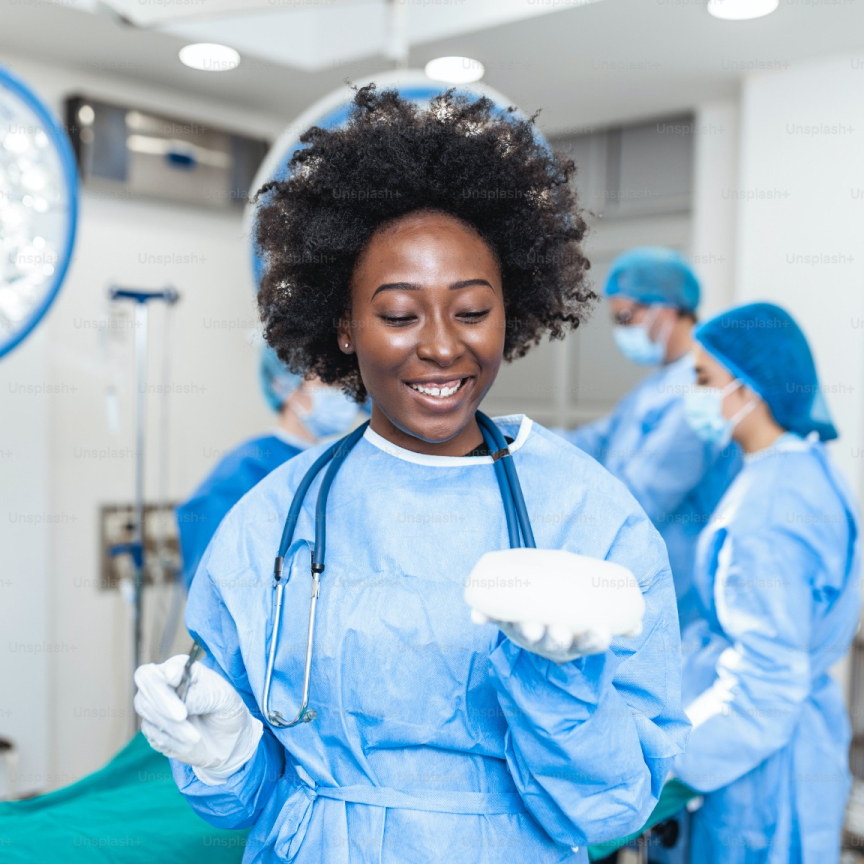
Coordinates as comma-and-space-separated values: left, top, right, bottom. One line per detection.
559, 248, 741, 628
175, 346, 359, 591
677, 302, 860, 863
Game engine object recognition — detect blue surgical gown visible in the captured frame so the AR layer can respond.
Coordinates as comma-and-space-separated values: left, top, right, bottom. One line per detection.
176, 432, 307, 590
562, 355, 742, 628
674, 433, 861, 864
173, 416, 690, 863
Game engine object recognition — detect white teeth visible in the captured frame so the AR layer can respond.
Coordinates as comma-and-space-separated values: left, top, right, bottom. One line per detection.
410, 380, 463, 398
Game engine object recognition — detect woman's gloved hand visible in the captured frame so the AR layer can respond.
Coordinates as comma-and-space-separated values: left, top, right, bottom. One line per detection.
134, 654, 263, 786
464, 549, 645, 664
472, 614, 614, 663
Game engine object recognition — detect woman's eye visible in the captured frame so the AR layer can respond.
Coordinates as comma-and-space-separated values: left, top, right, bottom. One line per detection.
380, 314, 416, 324
459, 309, 491, 321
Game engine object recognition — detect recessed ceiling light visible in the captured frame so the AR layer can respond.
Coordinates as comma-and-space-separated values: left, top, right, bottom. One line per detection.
424, 56, 485, 84
179, 43, 241, 73
707, 0, 778, 20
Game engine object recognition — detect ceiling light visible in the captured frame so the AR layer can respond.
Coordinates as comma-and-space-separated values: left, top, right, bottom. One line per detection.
424, 56, 485, 84
707, 0, 778, 20
179, 43, 241, 72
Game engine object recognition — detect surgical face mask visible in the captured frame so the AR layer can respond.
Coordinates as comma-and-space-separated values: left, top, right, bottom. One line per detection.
684, 380, 757, 446
294, 387, 358, 439
612, 308, 671, 366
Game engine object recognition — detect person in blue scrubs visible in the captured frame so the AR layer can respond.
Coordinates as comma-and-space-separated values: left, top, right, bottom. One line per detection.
675, 302, 860, 863
559, 248, 741, 628
135, 86, 689, 863
175, 346, 359, 590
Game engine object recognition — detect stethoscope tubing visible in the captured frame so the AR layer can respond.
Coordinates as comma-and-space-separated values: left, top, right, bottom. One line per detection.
476, 412, 535, 549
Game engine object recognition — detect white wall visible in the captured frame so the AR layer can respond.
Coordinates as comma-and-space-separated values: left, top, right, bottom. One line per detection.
735, 53, 864, 509
0, 51, 292, 793
734, 54, 864, 699
691, 100, 740, 318
0, 328, 50, 795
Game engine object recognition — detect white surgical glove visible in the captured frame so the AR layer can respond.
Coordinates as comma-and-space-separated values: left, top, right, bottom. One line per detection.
480, 616, 614, 663
134, 654, 263, 786
464, 549, 645, 664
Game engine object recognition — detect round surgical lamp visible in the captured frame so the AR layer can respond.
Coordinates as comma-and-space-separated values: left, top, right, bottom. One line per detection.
0, 65, 78, 360
244, 69, 526, 293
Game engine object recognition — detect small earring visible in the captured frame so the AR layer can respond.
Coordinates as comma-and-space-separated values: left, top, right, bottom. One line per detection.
344, 343, 349, 349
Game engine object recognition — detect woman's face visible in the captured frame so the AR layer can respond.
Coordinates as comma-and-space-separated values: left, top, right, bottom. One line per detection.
340, 211, 506, 455
692, 344, 750, 419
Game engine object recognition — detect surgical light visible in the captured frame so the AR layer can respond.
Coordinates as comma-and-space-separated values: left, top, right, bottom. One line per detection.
424, 56, 485, 84
0, 64, 77, 360
707, 0, 778, 20
179, 43, 241, 73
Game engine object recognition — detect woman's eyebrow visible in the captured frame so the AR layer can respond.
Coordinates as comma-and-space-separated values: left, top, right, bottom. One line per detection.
372, 278, 494, 298
451, 279, 494, 291
372, 281, 420, 297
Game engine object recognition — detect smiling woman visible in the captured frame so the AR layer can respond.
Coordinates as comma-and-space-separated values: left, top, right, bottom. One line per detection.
133, 84, 690, 864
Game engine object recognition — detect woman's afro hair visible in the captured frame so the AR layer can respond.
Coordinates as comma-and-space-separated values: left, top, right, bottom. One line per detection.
254, 84, 594, 401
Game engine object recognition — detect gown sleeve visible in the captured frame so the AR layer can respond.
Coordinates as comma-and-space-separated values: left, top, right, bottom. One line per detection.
176, 491, 235, 591
612, 400, 720, 523
560, 414, 613, 461
487, 506, 690, 848
176, 453, 272, 590
673, 519, 820, 793
168, 548, 288, 829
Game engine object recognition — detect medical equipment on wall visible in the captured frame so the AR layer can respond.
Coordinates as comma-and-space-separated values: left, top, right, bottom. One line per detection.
0, 64, 78, 360
64, 95, 267, 211
261, 412, 536, 728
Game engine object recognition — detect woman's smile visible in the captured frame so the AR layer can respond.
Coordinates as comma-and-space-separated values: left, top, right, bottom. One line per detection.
404, 374, 475, 408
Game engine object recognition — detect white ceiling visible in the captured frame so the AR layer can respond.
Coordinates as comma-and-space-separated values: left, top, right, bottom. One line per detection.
105, 0, 606, 70
2, 0, 864, 134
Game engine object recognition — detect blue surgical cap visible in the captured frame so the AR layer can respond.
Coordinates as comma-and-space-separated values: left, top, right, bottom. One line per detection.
605, 247, 700, 312
259, 345, 302, 412
694, 302, 838, 441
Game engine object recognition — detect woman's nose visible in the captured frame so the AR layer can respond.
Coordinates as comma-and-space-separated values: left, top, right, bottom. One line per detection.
416, 313, 462, 366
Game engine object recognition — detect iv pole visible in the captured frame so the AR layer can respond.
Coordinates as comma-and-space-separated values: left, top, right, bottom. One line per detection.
108, 285, 179, 730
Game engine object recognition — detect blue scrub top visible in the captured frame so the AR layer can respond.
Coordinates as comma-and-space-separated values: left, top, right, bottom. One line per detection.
176, 432, 307, 590
561, 354, 742, 628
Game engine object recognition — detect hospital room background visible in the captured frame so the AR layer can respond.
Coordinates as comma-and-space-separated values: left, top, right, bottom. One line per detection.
2, 0, 864, 859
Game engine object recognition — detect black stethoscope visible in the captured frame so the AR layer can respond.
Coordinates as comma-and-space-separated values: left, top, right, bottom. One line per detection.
261, 411, 536, 728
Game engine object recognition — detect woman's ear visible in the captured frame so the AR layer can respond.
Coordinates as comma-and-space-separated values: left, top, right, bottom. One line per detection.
337, 316, 354, 354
